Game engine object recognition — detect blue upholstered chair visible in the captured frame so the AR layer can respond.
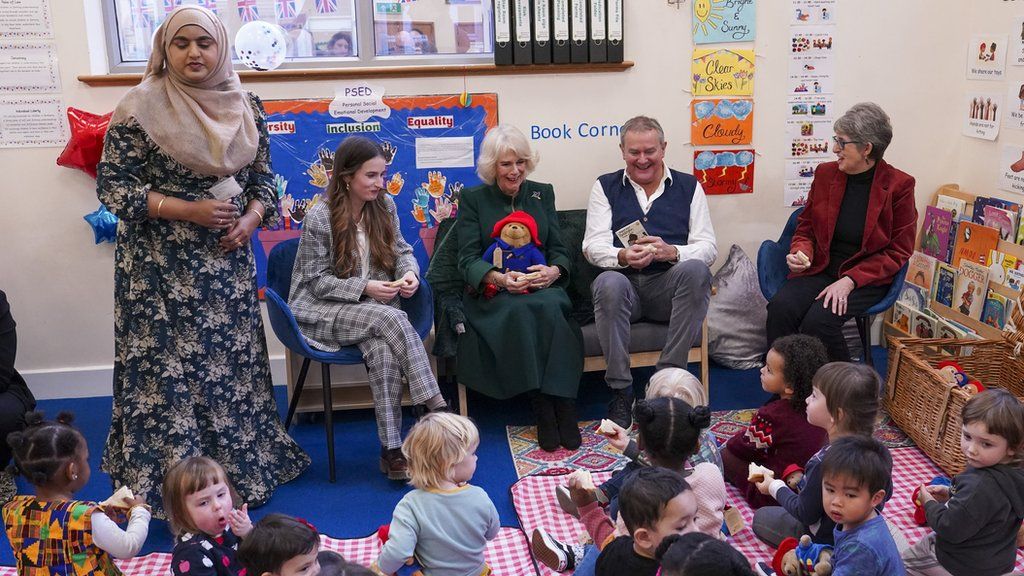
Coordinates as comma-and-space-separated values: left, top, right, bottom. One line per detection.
264, 238, 433, 482
757, 207, 908, 367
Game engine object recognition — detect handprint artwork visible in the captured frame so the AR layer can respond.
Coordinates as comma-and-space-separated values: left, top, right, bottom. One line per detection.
386, 173, 405, 196
425, 171, 446, 198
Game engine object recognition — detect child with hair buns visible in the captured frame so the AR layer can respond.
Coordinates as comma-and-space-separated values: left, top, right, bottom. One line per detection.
2, 411, 150, 575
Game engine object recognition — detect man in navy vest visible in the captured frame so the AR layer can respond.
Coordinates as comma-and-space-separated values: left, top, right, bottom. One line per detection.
583, 116, 717, 428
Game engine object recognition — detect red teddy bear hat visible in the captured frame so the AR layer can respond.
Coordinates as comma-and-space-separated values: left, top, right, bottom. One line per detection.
490, 210, 542, 246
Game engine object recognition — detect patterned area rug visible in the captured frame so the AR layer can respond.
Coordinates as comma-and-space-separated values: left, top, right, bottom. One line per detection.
507, 409, 914, 478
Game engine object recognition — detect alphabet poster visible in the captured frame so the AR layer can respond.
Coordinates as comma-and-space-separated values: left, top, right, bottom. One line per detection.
691, 48, 755, 97
692, 0, 755, 45
691, 98, 753, 145
693, 149, 755, 195
967, 34, 1007, 80
963, 92, 1002, 141
252, 94, 498, 291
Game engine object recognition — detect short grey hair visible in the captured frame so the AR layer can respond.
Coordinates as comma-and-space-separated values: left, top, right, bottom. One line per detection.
833, 102, 893, 161
476, 124, 539, 184
619, 116, 665, 147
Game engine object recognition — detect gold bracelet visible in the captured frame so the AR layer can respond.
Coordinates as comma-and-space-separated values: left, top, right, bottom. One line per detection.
156, 196, 167, 219
247, 208, 264, 222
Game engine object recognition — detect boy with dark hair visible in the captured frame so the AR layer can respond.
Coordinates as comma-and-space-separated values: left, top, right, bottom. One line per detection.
820, 436, 904, 576
317, 551, 375, 576
237, 514, 321, 576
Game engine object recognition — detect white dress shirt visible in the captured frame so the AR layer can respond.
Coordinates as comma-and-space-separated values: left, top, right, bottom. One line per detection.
582, 165, 718, 269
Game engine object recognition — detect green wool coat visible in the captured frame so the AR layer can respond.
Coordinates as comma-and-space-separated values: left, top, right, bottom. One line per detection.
454, 180, 583, 399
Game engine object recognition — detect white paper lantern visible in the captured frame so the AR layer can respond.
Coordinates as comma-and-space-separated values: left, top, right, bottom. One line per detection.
234, 21, 288, 71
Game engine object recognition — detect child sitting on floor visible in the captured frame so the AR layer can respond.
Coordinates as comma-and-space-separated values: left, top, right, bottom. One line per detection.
902, 389, 1024, 576
655, 532, 755, 576
751, 362, 894, 547
820, 435, 903, 576
237, 513, 320, 576
2, 411, 151, 576
164, 456, 253, 576
722, 334, 829, 508
318, 551, 375, 576
373, 413, 499, 576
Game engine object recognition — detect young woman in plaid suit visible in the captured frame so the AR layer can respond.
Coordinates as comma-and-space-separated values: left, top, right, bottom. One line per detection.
288, 137, 447, 480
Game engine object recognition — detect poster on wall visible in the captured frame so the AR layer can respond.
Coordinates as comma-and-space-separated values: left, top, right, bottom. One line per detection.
254, 94, 498, 290
0, 95, 66, 147
692, 0, 755, 45
691, 48, 755, 97
693, 149, 755, 195
690, 98, 753, 145
791, 0, 835, 26
1004, 81, 1024, 130
967, 34, 1007, 80
788, 26, 835, 95
963, 92, 1002, 141
0, 0, 53, 38
786, 94, 834, 120
1000, 144, 1024, 195
1011, 17, 1024, 66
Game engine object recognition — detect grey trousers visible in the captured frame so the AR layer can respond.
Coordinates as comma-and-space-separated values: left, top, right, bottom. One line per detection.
591, 260, 712, 390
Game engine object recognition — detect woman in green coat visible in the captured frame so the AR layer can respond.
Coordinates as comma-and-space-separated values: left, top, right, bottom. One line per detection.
456, 125, 583, 451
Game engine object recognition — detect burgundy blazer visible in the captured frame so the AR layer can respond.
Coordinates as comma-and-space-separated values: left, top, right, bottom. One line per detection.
789, 159, 918, 288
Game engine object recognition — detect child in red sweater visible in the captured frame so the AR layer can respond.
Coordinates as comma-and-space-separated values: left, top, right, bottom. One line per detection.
721, 334, 829, 508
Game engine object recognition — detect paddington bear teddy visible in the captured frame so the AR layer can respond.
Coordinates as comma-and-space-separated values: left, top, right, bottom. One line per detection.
773, 535, 833, 576
482, 210, 546, 277
912, 476, 952, 526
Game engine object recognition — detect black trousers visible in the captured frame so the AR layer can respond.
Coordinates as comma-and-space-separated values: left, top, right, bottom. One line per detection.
0, 290, 34, 468
766, 274, 890, 362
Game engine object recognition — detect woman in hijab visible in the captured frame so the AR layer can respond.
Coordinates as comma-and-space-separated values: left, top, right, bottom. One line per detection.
96, 6, 308, 514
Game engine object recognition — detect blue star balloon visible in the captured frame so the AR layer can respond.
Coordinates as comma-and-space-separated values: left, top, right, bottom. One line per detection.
84, 204, 118, 244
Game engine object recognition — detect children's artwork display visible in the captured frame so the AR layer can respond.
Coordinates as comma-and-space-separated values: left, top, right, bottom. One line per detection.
691, 48, 755, 97
1000, 144, 1024, 195
692, 0, 755, 45
963, 92, 1002, 141
791, 0, 835, 26
253, 94, 498, 290
693, 149, 755, 195
690, 98, 753, 145
967, 34, 1007, 80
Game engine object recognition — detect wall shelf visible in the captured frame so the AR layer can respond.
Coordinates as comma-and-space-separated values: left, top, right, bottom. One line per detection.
78, 61, 634, 87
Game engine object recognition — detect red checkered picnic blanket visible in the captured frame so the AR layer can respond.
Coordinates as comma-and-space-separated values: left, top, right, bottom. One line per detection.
510, 446, 1024, 575
0, 528, 534, 576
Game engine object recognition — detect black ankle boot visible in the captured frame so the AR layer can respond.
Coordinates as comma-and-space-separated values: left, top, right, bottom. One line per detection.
553, 397, 582, 451
530, 392, 559, 452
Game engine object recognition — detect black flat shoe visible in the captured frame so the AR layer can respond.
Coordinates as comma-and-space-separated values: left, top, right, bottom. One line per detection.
553, 397, 582, 451
531, 393, 559, 452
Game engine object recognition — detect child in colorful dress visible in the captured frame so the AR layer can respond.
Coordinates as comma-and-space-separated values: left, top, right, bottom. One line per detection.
2, 411, 150, 576
164, 456, 253, 576
722, 334, 829, 508
372, 413, 499, 576
902, 389, 1024, 576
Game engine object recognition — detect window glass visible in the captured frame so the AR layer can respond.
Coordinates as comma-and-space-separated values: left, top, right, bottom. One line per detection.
372, 0, 491, 56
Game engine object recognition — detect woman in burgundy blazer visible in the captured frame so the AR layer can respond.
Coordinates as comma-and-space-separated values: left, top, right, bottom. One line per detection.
767, 103, 918, 361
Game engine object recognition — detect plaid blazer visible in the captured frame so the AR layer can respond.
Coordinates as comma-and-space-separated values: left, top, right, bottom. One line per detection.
288, 196, 418, 351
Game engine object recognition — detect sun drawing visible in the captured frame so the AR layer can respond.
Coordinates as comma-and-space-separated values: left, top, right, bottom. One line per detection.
693, 0, 726, 37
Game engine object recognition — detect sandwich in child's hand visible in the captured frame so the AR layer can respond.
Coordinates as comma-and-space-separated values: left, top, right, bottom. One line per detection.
101, 486, 135, 509
567, 469, 595, 491
387, 279, 406, 288
747, 462, 775, 483
597, 419, 618, 436
519, 272, 542, 282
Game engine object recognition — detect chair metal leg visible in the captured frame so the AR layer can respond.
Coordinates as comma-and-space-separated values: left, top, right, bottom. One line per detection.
321, 363, 336, 483
284, 357, 311, 429
856, 315, 873, 367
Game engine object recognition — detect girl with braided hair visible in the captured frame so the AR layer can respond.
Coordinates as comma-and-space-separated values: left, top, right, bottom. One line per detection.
2, 411, 150, 576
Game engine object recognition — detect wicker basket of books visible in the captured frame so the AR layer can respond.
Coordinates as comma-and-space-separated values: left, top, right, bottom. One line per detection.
884, 301, 1024, 475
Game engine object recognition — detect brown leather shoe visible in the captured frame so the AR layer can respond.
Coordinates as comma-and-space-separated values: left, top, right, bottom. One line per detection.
380, 448, 411, 481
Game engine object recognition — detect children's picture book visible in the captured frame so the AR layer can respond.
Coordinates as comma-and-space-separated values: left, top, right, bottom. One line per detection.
911, 309, 936, 338
1017, 217, 1024, 245
936, 317, 962, 339
892, 301, 912, 334
934, 262, 957, 307
972, 196, 1022, 225
907, 251, 938, 291
952, 221, 1000, 268
981, 289, 1010, 329
920, 206, 953, 262
899, 281, 928, 310
936, 194, 968, 222
1007, 267, 1024, 291
983, 205, 1016, 241
954, 260, 990, 319
988, 249, 1018, 285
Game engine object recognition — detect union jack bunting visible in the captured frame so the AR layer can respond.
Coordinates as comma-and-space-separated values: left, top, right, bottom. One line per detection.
163, 0, 181, 14
315, 0, 336, 14
275, 0, 296, 19
195, 0, 218, 13
136, 0, 155, 27
236, 0, 259, 21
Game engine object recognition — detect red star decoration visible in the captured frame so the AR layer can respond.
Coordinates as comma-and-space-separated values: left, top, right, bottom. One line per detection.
56, 107, 112, 179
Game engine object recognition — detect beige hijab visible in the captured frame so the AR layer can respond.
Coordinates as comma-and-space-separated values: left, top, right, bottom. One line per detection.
111, 6, 258, 177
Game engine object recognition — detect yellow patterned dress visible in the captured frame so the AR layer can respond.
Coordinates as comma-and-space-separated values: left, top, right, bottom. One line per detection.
2, 496, 120, 576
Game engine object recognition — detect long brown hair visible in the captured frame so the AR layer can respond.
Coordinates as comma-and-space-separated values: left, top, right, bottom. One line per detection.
326, 136, 395, 277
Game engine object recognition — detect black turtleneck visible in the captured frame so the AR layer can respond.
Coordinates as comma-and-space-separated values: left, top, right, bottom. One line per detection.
825, 164, 876, 281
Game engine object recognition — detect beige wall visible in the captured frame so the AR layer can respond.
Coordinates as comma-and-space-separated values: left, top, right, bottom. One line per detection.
0, 1, 975, 396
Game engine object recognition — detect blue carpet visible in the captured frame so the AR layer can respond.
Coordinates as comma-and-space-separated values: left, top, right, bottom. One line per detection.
0, 348, 887, 565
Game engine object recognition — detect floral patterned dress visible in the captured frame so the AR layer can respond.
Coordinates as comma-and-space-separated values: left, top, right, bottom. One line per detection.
96, 94, 309, 514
